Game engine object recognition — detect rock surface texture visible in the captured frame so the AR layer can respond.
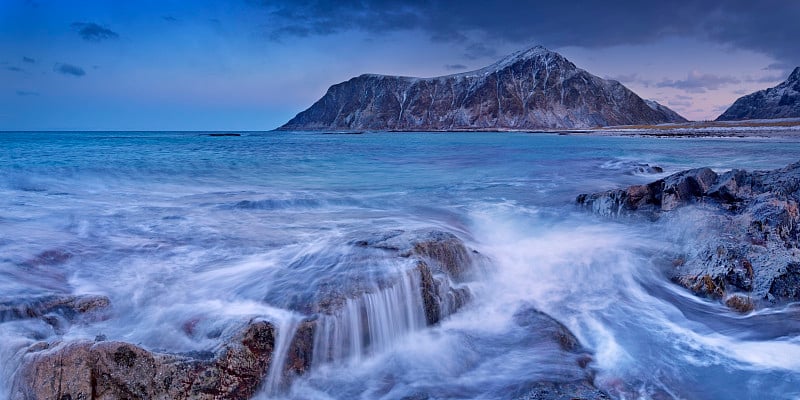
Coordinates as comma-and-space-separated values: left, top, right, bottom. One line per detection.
279, 46, 686, 131
716, 67, 800, 120
577, 161, 800, 311
12, 320, 283, 400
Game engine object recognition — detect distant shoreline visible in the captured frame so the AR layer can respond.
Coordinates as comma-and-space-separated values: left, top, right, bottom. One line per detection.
5, 118, 800, 138
278, 118, 800, 138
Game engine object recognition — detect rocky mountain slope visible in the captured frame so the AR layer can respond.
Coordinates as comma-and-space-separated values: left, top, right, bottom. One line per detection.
279, 46, 687, 131
717, 67, 800, 120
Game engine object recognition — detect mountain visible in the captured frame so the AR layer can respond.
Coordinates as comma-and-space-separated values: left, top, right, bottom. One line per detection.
279, 46, 687, 131
717, 67, 800, 121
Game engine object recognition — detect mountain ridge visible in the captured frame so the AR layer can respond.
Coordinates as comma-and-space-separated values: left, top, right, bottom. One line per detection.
279, 46, 687, 131
716, 67, 800, 121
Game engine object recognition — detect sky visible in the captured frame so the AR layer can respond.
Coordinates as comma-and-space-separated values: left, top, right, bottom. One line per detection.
1, 0, 799, 131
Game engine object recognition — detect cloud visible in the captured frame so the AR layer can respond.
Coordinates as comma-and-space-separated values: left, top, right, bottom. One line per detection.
605, 73, 639, 83
258, 1, 800, 65
656, 70, 740, 93
54, 63, 86, 77
444, 64, 468, 71
764, 62, 791, 71
712, 104, 731, 113
463, 42, 497, 60
744, 74, 785, 84
22, 56, 35, 63
163, 16, 178, 22
5, 66, 23, 72
16, 90, 39, 96
668, 100, 692, 108
71, 22, 119, 42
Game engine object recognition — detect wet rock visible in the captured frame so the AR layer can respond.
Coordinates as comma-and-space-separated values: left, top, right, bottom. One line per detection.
416, 260, 471, 325
360, 229, 479, 323
769, 263, 800, 301
512, 308, 585, 353
11, 229, 482, 399
510, 307, 610, 400
12, 319, 282, 400
0, 294, 110, 323
514, 381, 611, 400
283, 320, 315, 377
725, 294, 756, 313
576, 167, 717, 217
578, 160, 800, 310
410, 230, 475, 281
635, 164, 664, 175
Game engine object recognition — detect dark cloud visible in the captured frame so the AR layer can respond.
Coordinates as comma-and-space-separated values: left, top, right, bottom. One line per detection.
259, 1, 800, 65
744, 74, 785, 84
6, 66, 23, 72
163, 16, 178, 22
656, 71, 740, 93
764, 62, 791, 71
444, 64, 468, 71
463, 43, 497, 60
22, 56, 36, 63
16, 90, 39, 96
71, 22, 119, 42
54, 63, 86, 77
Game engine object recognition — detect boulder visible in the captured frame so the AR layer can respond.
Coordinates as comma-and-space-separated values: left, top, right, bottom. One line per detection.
356, 229, 478, 324
10, 319, 306, 400
577, 161, 800, 310
510, 307, 610, 400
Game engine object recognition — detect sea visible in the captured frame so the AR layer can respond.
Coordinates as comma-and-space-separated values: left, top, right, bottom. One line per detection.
2, 131, 800, 399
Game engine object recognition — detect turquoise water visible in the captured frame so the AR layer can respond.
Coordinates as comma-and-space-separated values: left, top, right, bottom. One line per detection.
2, 131, 800, 399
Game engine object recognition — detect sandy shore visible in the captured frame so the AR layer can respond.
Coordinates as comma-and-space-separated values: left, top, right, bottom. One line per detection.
583, 118, 800, 138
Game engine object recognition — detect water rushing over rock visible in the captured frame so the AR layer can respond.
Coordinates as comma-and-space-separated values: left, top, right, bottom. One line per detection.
8, 228, 611, 399
577, 160, 800, 311
5, 132, 800, 399
311, 269, 427, 364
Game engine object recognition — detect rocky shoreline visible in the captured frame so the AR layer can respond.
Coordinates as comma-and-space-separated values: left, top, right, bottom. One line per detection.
577, 160, 800, 312
8, 230, 608, 400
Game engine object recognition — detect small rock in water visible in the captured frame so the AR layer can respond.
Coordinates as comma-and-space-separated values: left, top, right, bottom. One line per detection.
0, 294, 110, 323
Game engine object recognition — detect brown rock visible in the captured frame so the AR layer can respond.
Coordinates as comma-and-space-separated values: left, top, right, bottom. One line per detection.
0, 294, 110, 323
12, 320, 278, 400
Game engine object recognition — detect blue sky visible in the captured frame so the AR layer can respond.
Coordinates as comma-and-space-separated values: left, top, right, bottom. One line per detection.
1, 0, 798, 130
